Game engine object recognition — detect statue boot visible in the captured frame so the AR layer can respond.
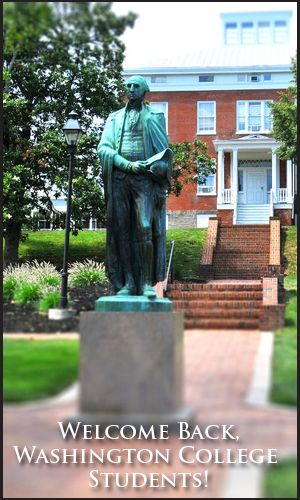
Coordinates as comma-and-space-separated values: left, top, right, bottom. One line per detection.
142, 233, 156, 299
116, 238, 136, 296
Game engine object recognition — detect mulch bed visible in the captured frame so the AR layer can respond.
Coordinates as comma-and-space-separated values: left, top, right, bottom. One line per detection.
3, 284, 114, 334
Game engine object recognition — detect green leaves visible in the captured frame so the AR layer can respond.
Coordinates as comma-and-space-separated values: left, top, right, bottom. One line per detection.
4, 2, 137, 263
169, 140, 215, 196
270, 54, 297, 162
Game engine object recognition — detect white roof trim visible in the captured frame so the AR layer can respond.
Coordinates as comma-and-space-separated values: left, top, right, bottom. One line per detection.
124, 66, 291, 75
213, 135, 280, 151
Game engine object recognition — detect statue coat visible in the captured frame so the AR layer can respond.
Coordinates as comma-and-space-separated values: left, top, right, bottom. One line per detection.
97, 102, 172, 291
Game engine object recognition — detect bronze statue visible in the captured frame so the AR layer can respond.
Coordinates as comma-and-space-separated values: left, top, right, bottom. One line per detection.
97, 75, 173, 298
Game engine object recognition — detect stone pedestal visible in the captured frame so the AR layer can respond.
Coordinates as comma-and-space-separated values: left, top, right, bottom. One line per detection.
77, 309, 192, 426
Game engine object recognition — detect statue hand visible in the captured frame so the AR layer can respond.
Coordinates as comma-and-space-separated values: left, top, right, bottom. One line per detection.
128, 161, 148, 174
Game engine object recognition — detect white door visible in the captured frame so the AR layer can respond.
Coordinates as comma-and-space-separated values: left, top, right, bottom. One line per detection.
246, 171, 266, 204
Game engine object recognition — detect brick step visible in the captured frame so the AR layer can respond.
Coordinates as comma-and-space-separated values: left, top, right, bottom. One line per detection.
168, 283, 262, 292
214, 251, 268, 258
218, 225, 269, 229
172, 299, 262, 309
185, 318, 260, 329
178, 308, 261, 319
167, 290, 263, 300
213, 257, 269, 267
216, 244, 270, 252
214, 271, 268, 279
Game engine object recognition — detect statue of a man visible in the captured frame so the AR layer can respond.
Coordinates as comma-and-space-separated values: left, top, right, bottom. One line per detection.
97, 75, 172, 298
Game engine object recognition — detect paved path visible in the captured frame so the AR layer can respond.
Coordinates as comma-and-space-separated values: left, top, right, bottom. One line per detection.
3, 329, 296, 498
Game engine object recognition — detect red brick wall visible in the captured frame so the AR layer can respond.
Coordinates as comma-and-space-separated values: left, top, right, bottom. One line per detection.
217, 210, 233, 225
274, 209, 292, 226
148, 89, 281, 211
148, 89, 281, 144
167, 183, 216, 210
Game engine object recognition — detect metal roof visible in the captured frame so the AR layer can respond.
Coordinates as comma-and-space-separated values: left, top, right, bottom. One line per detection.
124, 44, 295, 73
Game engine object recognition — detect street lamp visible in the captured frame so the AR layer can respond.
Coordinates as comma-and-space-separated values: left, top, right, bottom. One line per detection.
60, 110, 83, 311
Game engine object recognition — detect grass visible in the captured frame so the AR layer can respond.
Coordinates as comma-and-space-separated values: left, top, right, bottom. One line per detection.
166, 228, 207, 279
19, 230, 107, 268
17, 229, 207, 280
270, 226, 297, 407
263, 459, 297, 498
3, 339, 79, 402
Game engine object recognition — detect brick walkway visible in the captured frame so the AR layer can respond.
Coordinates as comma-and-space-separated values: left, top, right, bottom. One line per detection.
3, 329, 297, 498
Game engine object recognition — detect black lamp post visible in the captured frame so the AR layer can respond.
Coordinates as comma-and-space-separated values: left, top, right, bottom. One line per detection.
60, 110, 83, 309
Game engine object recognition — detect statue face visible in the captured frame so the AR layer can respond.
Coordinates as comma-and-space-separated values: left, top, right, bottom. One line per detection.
125, 79, 145, 105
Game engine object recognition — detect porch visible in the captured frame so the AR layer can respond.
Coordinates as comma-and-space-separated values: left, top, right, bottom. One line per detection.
213, 135, 295, 224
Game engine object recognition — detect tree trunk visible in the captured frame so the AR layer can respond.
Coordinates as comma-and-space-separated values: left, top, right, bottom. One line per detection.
4, 220, 22, 268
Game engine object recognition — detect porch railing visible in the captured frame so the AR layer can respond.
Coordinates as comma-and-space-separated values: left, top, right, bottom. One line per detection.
277, 188, 290, 203
221, 189, 233, 204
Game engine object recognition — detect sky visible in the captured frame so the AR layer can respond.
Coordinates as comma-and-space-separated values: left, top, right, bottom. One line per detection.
112, 2, 297, 68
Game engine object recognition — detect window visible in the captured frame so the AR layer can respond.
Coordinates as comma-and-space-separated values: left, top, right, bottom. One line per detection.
225, 22, 238, 45
236, 100, 272, 133
197, 101, 216, 134
197, 173, 216, 195
248, 74, 261, 82
150, 101, 168, 132
38, 218, 51, 230
238, 170, 244, 192
150, 76, 167, 83
198, 75, 214, 82
237, 74, 246, 82
258, 21, 271, 44
241, 22, 255, 44
263, 73, 271, 81
274, 20, 288, 43
197, 214, 211, 228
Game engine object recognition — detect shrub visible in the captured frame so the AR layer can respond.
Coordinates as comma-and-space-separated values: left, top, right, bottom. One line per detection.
3, 276, 17, 300
4, 260, 60, 286
68, 259, 108, 288
13, 282, 42, 305
40, 275, 61, 287
38, 291, 60, 313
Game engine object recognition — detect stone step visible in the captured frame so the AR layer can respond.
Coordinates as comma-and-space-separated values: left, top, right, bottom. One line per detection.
184, 317, 260, 329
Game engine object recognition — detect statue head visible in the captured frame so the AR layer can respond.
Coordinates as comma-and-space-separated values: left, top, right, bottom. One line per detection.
125, 75, 149, 106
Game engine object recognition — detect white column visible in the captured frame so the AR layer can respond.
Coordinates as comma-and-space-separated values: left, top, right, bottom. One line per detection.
217, 149, 224, 204
271, 149, 278, 203
232, 148, 238, 203
286, 160, 292, 202
89, 218, 93, 230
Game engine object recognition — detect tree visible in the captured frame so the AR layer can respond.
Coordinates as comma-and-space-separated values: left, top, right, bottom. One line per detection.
270, 54, 297, 162
169, 140, 215, 197
3, 2, 137, 266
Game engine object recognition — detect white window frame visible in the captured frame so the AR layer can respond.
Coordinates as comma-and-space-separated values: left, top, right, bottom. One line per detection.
197, 172, 216, 196
236, 100, 273, 134
150, 101, 168, 133
197, 101, 216, 135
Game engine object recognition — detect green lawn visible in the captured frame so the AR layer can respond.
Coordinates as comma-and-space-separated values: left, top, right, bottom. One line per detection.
3, 338, 79, 402
263, 459, 297, 498
17, 228, 207, 280
19, 230, 107, 268
270, 226, 297, 407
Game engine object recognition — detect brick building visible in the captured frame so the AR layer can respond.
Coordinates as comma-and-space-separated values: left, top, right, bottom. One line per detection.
124, 10, 296, 228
